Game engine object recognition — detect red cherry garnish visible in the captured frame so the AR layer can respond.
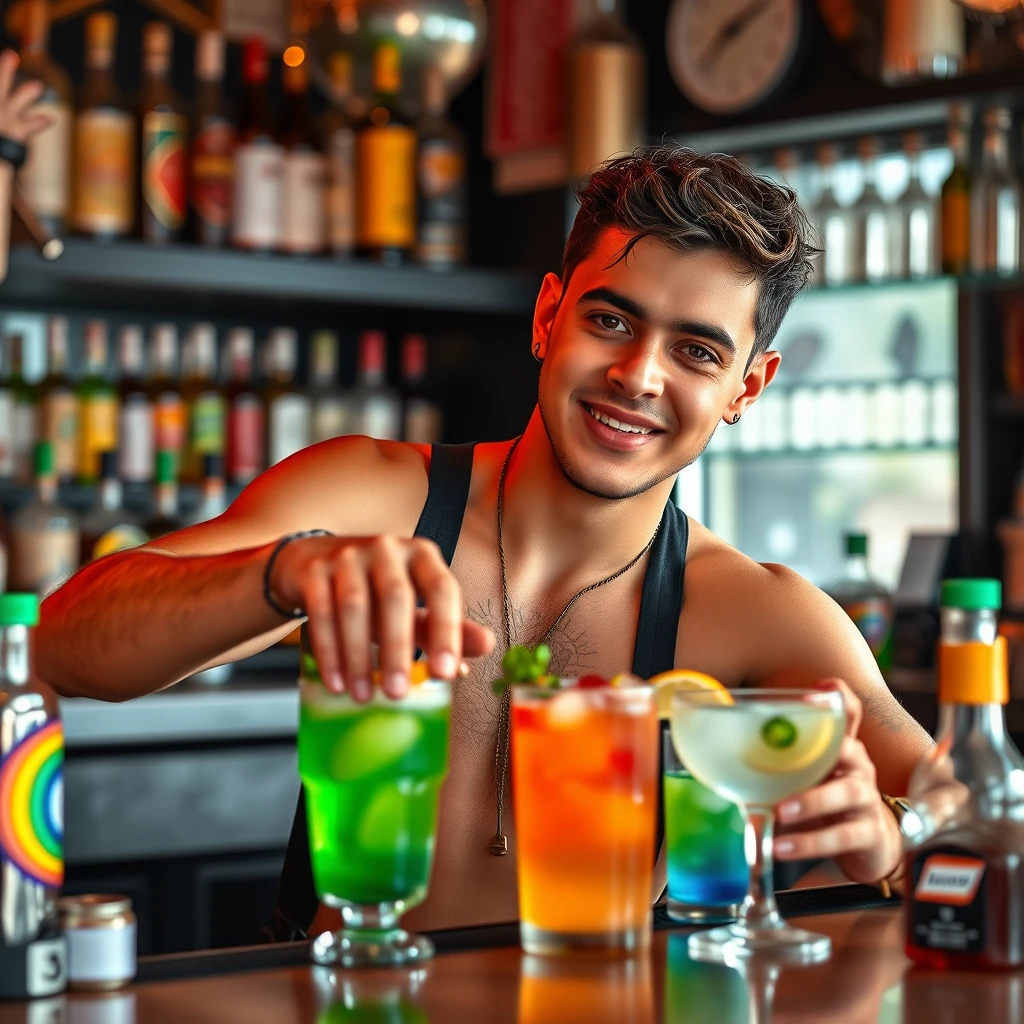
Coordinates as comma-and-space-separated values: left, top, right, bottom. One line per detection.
577, 674, 609, 689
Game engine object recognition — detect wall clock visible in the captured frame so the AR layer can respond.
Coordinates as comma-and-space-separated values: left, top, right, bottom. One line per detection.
666, 0, 807, 115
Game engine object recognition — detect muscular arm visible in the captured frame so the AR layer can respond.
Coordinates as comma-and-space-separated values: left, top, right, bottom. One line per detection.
38, 438, 428, 701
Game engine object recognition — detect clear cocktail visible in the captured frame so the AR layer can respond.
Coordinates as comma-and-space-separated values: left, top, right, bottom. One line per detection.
299, 655, 450, 966
511, 682, 658, 956
671, 688, 845, 963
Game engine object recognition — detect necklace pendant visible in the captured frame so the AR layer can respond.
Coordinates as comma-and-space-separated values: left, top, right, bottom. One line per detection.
489, 833, 509, 856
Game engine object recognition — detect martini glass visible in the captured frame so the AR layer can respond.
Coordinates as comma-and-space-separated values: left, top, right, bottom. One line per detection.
671, 688, 845, 963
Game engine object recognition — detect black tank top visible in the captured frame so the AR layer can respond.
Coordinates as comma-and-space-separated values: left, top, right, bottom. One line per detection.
265, 443, 689, 941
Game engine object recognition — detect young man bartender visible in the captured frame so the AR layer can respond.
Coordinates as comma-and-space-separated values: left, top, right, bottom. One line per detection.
38, 136, 931, 936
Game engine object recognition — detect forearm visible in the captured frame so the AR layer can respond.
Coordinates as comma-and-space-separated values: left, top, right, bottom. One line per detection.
0, 161, 11, 284
38, 542, 288, 700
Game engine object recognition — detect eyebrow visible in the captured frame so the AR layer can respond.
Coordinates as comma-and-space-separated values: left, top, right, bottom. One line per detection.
577, 286, 737, 354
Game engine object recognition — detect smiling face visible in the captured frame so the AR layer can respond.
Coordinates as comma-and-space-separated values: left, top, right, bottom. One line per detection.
533, 228, 780, 500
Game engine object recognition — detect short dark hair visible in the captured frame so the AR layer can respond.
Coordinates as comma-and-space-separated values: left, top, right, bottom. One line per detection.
562, 145, 818, 358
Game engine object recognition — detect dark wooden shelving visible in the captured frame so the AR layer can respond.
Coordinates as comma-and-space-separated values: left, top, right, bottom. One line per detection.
0, 241, 540, 317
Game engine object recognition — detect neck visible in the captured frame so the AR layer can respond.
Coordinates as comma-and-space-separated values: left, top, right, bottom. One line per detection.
499, 408, 674, 584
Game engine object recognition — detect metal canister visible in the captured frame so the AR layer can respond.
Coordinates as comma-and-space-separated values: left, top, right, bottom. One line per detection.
0, 592, 67, 999
59, 895, 137, 991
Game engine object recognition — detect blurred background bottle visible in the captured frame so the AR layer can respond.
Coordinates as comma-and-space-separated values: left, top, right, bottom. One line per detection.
309, 330, 347, 443
224, 327, 263, 486
941, 103, 972, 276
76, 320, 118, 485
401, 334, 442, 443
143, 449, 182, 539
321, 52, 357, 261
190, 30, 234, 248
264, 327, 310, 465
79, 450, 146, 563
37, 316, 77, 483
117, 324, 153, 484
279, 56, 326, 256
182, 323, 225, 484
827, 533, 893, 672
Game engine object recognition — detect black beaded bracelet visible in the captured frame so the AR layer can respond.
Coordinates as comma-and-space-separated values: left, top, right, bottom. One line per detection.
0, 135, 27, 169
263, 529, 333, 619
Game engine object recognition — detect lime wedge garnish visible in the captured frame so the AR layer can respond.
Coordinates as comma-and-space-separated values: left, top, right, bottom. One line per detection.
761, 716, 797, 750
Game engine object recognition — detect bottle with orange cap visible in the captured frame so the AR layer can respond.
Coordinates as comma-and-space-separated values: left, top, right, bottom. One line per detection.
902, 578, 1024, 971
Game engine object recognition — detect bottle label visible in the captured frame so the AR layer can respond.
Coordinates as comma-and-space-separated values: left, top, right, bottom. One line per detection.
79, 395, 118, 480
190, 119, 235, 228
326, 127, 356, 253
910, 849, 987, 955
41, 391, 79, 480
14, 400, 36, 481
0, 389, 13, 476
93, 523, 149, 561
155, 392, 185, 456
233, 143, 283, 248
269, 395, 310, 465
120, 395, 154, 481
13, 526, 78, 596
0, 720, 63, 890
281, 150, 326, 253
74, 109, 134, 234
839, 597, 892, 660
26, 937, 67, 998
357, 126, 416, 248
20, 99, 71, 218
228, 396, 264, 483
142, 111, 188, 230
191, 391, 226, 456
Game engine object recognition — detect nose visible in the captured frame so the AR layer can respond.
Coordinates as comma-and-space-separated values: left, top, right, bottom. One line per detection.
606, 340, 666, 400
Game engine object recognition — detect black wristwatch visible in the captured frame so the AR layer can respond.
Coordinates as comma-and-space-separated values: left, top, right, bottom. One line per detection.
0, 134, 27, 169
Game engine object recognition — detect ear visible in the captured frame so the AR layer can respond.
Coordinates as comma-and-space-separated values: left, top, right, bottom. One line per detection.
531, 272, 563, 361
723, 350, 782, 423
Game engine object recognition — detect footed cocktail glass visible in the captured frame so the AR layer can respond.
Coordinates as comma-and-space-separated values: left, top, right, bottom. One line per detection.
671, 688, 845, 964
299, 664, 451, 967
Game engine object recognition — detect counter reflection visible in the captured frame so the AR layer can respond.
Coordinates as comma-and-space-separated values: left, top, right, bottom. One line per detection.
313, 965, 429, 1023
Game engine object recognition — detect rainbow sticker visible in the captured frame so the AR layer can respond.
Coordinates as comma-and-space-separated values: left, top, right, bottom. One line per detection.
0, 720, 63, 889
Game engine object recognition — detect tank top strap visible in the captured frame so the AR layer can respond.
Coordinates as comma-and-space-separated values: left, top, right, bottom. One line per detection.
413, 443, 477, 565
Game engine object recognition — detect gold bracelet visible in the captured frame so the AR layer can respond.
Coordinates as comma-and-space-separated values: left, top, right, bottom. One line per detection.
876, 793, 910, 899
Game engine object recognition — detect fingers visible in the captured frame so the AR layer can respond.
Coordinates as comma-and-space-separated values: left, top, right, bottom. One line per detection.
462, 618, 496, 658
334, 545, 371, 701
8, 78, 44, 123
303, 562, 345, 695
0, 51, 19, 107
775, 816, 879, 861
408, 538, 462, 682
777, 768, 877, 829
816, 677, 862, 737
369, 537, 417, 699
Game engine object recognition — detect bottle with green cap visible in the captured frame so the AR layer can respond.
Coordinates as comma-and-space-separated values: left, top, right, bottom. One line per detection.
142, 448, 183, 540
10, 440, 79, 596
903, 578, 1024, 971
826, 532, 893, 672
0, 591, 67, 997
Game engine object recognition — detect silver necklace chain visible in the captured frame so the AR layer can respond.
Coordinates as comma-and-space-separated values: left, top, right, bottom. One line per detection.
489, 435, 660, 855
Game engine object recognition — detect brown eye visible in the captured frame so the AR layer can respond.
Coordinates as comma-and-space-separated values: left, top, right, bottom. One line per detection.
594, 314, 628, 333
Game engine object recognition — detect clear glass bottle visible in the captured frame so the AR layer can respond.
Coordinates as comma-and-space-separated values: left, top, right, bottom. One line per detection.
79, 449, 146, 563
11, 441, 79, 596
941, 103, 972, 277
37, 316, 78, 483
972, 106, 1021, 277
854, 136, 894, 283
0, 592, 67, 999
897, 131, 940, 279
264, 328, 310, 465
117, 324, 153, 484
826, 532, 893, 672
903, 579, 1024, 971
310, 330, 348, 443
350, 330, 401, 441
813, 143, 855, 287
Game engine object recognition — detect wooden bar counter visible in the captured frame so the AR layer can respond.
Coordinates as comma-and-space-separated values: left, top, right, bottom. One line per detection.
4, 886, 1020, 1023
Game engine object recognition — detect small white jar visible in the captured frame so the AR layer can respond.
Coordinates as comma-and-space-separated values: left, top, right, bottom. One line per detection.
58, 894, 137, 991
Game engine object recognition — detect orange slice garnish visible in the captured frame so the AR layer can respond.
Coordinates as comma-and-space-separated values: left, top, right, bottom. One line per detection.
647, 669, 732, 719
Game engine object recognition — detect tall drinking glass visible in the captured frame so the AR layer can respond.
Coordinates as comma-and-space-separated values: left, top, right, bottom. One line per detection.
299, 659, 451, 967
671, 689, 845, 963
662, 730, 747, 923
511, 682, 658, 957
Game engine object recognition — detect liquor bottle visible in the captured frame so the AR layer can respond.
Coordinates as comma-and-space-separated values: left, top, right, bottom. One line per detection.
0, 591, 67, 1000
903, 578, 1024, 970
79, 450, 147, 563
401, 333, 442, 443
357, 40, 416, 265
853, 136, 894, 284
350, 330, 401, 440
181, 323, 226, 483
138, 22, 188, 244
147, 324, 184, 475
279, 56, 326, 256
190, 30, 235, 247
76, 320, 118, 485
941, 103, 972, 276
566, 0, 644, 184
15, 0, 72, 236
8, 333, 37, 484
264, 327, 310, 465
972, 106, 1021, 277
310, 330, 347, 443
814, 143, 856, 287
233, 38, 283, 253
224, 327, 264, 486
143, 449, 183, 539
37, 316, 78, 483
0, 342, 13, 479
321, 52, 357, 260
899, 131, 939, 280
117, 324, 154, 484
11, 441, 79, 596
73, 12, 135, 241
188, 452, 229, 525
826, 533, 893, 672
416, 65, 466, 268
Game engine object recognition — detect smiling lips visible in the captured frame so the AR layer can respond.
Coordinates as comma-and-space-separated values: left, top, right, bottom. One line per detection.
581, 401, 664, 450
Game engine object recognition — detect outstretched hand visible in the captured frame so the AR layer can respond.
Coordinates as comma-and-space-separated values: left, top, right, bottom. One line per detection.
0, 49, 52, 144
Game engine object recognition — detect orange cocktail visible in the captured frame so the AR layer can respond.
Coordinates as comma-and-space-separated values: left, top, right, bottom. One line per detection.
511, 682, 658, 956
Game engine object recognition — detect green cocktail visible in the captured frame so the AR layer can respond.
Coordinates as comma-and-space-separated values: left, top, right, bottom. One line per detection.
299, 657, 451, 967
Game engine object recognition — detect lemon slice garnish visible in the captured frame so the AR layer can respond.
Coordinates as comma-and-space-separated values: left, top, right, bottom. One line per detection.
648, 669, 732, 719
743, 713, 837, 775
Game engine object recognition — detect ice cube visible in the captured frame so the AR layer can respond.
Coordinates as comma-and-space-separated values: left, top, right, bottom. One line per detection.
544, 690, 589, 729
331, 712, 423, 782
